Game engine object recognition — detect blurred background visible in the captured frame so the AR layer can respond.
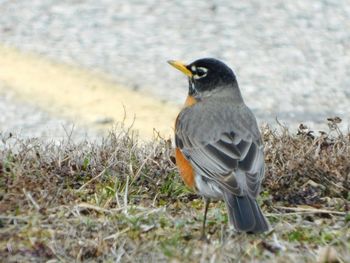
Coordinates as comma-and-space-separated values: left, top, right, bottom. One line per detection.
0, 0, 349, 140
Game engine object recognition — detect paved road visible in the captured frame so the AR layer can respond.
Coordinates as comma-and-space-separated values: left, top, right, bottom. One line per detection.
0, 0, 349, 130
0, 89, 97, 142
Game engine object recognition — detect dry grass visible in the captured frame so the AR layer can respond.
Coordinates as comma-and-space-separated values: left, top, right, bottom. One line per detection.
0, 120, 349, 263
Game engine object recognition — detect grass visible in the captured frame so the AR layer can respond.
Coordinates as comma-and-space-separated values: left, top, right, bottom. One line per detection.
0, 119, 349, 262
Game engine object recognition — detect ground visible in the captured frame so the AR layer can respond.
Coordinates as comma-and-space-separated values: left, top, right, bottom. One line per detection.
0, 120, 349, 262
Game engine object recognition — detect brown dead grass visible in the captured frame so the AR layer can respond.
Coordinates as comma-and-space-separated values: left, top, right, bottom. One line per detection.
0, 120, 349, 262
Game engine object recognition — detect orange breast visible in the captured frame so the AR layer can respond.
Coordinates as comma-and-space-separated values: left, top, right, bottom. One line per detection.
175, 148, 195, 188
184, 95, 197, 107
174, 95, 197, 127
174, 95, 198, 189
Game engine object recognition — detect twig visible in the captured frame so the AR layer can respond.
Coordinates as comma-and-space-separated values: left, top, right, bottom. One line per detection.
23, 188, 40, 211
133, 206, 165, 218
130, 150, 153, 185
78, 165, 111, 191
74, 203, 124, 214
124, 175, 129, 214
274, 206, 346, 216
272, 233, 286, 251
61, 123, 76, 145
0, 215, 29, 221
74, 203, 162, 215
113, 240, 126, 263
104, 227, 130, 241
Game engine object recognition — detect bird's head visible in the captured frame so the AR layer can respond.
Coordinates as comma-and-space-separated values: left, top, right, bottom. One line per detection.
168, 58, 237, 96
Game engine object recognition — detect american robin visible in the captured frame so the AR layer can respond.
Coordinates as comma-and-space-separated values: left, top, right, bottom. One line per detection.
168, 58, 270, 239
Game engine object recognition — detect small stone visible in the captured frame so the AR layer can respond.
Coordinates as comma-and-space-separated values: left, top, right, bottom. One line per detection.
317, 246, 339, 263
94, 117, 114, 125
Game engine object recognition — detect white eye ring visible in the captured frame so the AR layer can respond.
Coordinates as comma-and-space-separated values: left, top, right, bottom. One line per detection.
193, 67, 208, 79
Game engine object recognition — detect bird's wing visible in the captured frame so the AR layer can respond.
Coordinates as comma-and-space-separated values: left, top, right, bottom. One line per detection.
175, 101, 264, 198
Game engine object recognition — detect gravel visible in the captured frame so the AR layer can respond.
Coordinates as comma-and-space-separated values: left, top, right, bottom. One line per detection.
0, 0, 349, 130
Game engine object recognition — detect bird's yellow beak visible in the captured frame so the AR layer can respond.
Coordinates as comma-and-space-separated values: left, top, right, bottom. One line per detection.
167, 60, 193, 77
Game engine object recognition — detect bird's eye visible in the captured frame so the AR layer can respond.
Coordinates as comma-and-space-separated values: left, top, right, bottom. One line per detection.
193, 67, 208, 79
197, 69, 206, 77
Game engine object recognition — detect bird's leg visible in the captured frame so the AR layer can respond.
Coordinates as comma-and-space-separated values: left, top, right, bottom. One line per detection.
200, 198, 210, 242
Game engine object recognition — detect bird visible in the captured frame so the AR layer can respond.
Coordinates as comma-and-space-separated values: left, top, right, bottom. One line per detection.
168, 58, 270, 239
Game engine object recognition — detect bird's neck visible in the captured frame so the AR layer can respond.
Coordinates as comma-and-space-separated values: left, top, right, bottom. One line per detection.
194, 83, 244, 105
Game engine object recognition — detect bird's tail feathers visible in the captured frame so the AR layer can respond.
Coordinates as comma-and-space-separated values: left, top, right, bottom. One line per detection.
223, 192, 269, 233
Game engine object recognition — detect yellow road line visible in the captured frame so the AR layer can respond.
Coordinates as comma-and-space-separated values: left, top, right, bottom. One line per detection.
0, 45, 180, 140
